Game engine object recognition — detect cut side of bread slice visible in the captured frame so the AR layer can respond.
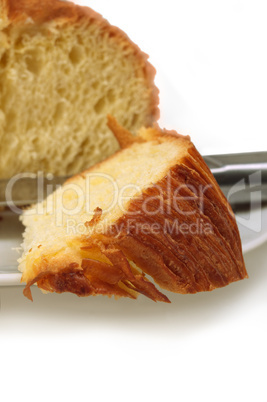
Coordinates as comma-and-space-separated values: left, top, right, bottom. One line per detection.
0, 0, 158, 179
19, 117, 248, 302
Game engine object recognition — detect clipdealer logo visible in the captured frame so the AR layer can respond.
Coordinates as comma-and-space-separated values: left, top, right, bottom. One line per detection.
3, 169, 264, 236
227, 171, 262, 233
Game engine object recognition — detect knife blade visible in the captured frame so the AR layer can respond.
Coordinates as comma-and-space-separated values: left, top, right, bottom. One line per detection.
0, 152, 266, 208
204, 151, 267, 206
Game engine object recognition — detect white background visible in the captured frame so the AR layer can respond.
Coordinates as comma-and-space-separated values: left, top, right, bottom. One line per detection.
1, 1, 267, 401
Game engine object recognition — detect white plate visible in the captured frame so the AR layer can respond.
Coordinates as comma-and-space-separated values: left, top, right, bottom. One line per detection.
0, 210, 24, 286
1, 206, 266, 286
236, 206, 267, 253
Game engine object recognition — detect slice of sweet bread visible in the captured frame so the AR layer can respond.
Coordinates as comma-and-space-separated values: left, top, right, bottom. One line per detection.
19, 117, 247, 302
0, 0, 158, 178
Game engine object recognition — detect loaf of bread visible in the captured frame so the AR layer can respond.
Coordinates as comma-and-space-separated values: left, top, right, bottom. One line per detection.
19, 117, 247, 302
0, 0, 158, 179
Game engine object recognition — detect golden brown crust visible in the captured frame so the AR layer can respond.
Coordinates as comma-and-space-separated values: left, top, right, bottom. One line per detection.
85, 207, 103, 228
2, 0, 159, 125
23, 249, 170, 303
21, 124, 247, 302
107, 115, 145, 149
77, 129, 247, 295
101, 146, 247, 294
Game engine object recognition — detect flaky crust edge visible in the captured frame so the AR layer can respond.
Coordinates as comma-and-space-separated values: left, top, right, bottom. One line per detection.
20, 125, 248, 302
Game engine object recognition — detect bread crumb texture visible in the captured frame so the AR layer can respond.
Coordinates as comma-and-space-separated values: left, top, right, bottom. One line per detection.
0, 0, 158, 178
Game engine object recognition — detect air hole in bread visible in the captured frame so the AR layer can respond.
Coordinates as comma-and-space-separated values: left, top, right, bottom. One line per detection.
57, 87, 66, 97
131, 113, 138, 126
53, 102, 66, 123
79, 137, 90, 150
31, 136, 39, 147
0, 52, 8, 68
69, 44, 84, 65
15, 37, 24, 50
92, 81, 99, 90
62, 145, 72, 160
94, 96, 106, 114
25, 50, 43, 74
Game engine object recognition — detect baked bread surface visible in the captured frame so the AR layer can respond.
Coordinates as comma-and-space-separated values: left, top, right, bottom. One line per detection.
19, 118, 247, 302
0, 0, 158, 178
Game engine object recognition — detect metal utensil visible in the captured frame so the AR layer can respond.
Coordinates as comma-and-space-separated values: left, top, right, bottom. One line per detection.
204, 151, 267, 206
0, 152, 266, 208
